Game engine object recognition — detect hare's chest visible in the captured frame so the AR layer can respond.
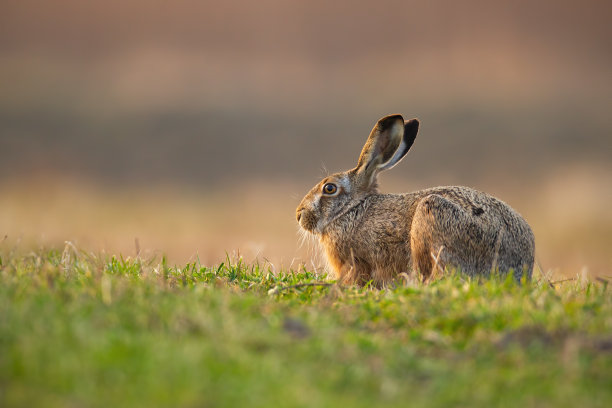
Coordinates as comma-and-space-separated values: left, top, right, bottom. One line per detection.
322, 216, 410, 273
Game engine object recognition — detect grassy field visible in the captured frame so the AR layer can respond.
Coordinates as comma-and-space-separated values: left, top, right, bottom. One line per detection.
1, 246, 611, 408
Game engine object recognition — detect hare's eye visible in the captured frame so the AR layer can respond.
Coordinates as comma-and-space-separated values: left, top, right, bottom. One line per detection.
322, 183, 337, 195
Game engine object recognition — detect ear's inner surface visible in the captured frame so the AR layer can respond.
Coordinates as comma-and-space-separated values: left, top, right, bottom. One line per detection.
357, 114, 405, 176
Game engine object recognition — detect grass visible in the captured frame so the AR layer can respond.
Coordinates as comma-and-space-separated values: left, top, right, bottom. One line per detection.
0, 245, 611, 408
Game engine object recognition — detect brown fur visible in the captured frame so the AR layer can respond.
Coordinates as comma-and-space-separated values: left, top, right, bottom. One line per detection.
296, 114, 535, 286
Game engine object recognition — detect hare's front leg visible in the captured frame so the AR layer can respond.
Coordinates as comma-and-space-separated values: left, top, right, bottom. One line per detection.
410, 194, 496, 280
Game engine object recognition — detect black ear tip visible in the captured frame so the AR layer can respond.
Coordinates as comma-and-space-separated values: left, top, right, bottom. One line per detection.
403, 118, 419, 150
404, 118, 420, 133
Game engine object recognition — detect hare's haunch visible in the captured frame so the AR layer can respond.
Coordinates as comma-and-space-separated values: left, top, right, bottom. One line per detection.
296, 114, 535, 286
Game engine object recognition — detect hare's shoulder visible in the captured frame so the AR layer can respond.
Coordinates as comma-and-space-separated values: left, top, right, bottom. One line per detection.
368, 186, 491, 207
406, 186, 507, 211
363, 186, 514, 221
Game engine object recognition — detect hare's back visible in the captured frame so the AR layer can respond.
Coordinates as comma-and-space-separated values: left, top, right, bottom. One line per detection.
411, 186, 523, 222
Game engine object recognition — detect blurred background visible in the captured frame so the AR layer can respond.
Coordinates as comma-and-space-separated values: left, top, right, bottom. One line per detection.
1, 0, 610, 277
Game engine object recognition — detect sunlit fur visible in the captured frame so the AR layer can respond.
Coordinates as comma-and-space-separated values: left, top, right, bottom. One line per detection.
296, 114, 535, 287
296, 224, 325, 277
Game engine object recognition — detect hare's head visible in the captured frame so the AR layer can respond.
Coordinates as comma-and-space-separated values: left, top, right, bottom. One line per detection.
296, 114, 419, 234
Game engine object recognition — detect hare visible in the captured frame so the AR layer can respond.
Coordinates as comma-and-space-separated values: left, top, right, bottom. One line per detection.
296, 114, 535, 286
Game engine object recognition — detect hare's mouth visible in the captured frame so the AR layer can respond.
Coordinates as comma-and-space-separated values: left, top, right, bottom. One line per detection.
298, 199, 365, 234
297, 210, 319, 233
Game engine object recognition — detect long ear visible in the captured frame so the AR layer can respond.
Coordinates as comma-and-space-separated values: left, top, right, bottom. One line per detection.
355, 115, 419, 184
